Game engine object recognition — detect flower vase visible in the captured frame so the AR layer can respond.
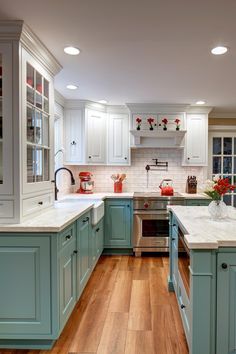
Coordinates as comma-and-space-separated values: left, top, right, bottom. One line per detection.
208, 200, 227, 220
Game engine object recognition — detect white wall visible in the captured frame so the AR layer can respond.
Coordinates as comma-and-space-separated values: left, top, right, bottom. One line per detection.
69, 149, 207, 193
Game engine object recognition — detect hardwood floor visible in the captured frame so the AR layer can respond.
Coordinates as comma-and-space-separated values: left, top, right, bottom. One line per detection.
1, 256, 189, 354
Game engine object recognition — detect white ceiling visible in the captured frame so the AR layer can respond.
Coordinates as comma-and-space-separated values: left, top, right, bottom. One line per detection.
0, 0, 236, 113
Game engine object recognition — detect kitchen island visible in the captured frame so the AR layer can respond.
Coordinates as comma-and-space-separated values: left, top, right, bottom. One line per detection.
168, 205, 236, 354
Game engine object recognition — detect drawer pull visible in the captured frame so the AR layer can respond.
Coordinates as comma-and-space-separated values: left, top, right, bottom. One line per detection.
181, 304, 186, 309
173, 224, 176, 227
222, 263, 228, 269
96, 227, 100, 232
172, 238, 176, 241
83, 216, 89, 223
73, 250, 78, 254
38, 201, 43, 205
65, 234, 72, 240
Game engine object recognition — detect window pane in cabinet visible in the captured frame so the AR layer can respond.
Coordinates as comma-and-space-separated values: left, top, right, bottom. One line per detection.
223, 157, 232, 174
35, 110, 42, 145
213, 137, 221, 155
44, 79, 49, 98
27, 145, 35, 183
35, 92, 42, 110
27, 86, 34, 105
223, 137, 232, 155
44, 98, 49, 113
27, 63, 34, 88
35, 147, 43, 182
27, 106, 35, 143
43, 114, 49, 146
36, 71, 42, 94
213, 156, 221, 174
43, 149, 49, 181
223, 194, 232, 206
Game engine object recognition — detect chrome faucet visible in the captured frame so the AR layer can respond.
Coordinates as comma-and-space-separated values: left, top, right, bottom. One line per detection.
53, 167, 76, 201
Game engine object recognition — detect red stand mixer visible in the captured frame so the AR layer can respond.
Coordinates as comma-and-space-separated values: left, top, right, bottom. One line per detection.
77, 172, 94, 194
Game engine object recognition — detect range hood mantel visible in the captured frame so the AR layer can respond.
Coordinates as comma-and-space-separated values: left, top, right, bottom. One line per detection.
130, 129, 186, 148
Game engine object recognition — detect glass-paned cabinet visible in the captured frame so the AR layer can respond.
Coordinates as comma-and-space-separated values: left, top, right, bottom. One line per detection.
26, 63, 50, 184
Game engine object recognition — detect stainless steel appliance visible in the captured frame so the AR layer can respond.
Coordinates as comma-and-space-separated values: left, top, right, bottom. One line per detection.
133, 192, 185, 256
178, 227, 190, 298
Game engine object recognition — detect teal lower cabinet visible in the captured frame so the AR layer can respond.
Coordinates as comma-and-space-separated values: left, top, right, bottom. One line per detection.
185, 198, 211, 206
0, 208, 104, 350
169, 211, 236, 354
91, 218, 104, 268
76, 212, 91, 298
104, 199, 132, 250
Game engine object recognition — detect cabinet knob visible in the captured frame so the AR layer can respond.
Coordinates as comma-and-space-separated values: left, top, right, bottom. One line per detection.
71, 141, 76, 145
124, 157, 127, 160
172, 238, 176, 241
38, 201, 43, 205
173, 224, 176, 227
181, 304, 186, 309
83, 216, 90, 223
96, 227, 100, 232
187, 157, 190, 160
222, 263, 228, 269
73, 250, 78, 254
65, 234, 72, 240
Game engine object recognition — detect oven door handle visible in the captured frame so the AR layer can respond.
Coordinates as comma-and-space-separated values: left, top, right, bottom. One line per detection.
133, 210, 168, 216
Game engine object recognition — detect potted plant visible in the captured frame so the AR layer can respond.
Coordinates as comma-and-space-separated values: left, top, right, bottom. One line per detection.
175, 118, 181, 131
204, 175, 235, 219
147, 117, 155, 130
162, 118, 168, 130
136, 117, 142, 130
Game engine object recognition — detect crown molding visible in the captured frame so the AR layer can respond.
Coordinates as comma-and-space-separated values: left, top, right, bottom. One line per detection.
186, 106, 213, 114
126, 103, 190, 114
0, 20, 62, 77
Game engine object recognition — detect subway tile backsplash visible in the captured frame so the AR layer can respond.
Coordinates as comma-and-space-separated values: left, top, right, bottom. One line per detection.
61, 149, 207, 194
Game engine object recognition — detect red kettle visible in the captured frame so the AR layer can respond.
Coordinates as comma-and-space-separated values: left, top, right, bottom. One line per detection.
159, 179, 174, 196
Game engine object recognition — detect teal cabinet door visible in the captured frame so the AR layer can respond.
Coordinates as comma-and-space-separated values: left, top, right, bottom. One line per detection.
104, 199, 132, 248
76, 212, 91, 297
92, 218, 104, 266
185, 199, 210, 206
0, 235, 51, 336
172, 219, 178, 292
216, 253, 236, 354
59, 237, 76, 330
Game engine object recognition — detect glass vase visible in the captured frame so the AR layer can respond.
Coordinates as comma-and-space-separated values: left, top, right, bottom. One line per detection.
208, 200, 227, 220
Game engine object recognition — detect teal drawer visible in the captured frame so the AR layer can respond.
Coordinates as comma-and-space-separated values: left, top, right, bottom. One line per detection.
185, 199, 210, 206
59, 223, 76, 251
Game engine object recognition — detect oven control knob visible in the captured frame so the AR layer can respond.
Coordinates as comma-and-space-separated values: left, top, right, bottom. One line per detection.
144, 202, 149, 209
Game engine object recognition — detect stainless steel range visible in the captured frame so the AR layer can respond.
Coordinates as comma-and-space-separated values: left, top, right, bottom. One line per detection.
133, 192, 185, 256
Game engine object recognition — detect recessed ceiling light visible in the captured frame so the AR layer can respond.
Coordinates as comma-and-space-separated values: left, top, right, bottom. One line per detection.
66, 84, 78, 90
98, 100, 108, 104
196, 100, 206, 105
211, 46, 228, 55
64, 46, 80, 55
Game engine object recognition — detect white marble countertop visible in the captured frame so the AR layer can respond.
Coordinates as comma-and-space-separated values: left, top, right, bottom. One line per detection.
62, 192, 134, 200
0, 201, 95, 233
168, 205, 236, 249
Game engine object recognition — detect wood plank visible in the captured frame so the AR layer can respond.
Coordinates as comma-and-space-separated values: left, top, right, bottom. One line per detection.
125, 330, 156, 354
108, 270, 132, 312
128, 280, 152, 330
97, 312, 128, 354
150, 267, 171, 306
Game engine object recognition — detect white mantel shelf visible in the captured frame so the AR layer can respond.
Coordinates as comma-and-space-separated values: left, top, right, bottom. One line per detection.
130, 129, 187, 147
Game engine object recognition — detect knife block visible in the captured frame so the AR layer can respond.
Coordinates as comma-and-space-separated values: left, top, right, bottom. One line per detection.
186, 176, 197, 194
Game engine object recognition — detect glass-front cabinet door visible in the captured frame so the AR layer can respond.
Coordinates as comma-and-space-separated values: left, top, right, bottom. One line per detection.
209, 132, 236, 206
23, 49, 53, 194
0, 44, 13, 195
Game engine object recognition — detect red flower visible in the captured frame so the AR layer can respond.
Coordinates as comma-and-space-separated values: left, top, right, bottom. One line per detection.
175, 118, 180, 124
213, 178, 236, 196
162, 118, 168, 125
147, 117, 154, 124
136, 117, 142, 123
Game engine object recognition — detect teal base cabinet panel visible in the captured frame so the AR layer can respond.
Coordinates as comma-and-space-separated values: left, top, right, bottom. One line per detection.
104, 199, 132, 248
76, 211, 92, 298
185, 198, 211, 206
91, 218, 104, 268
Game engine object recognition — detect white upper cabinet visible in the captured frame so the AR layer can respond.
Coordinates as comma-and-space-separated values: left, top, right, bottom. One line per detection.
108, 113, 130, 165
86, 109, 106, 164
183, 113, 208, 166
64, 109, 84, 164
